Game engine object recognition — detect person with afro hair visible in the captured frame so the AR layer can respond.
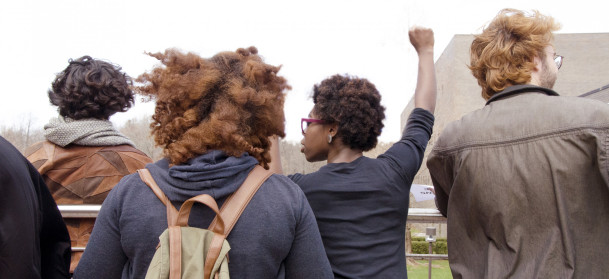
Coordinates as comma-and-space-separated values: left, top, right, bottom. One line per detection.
271, 27, 436, 278
25, 56, 152, 273
74, 47, 333, 278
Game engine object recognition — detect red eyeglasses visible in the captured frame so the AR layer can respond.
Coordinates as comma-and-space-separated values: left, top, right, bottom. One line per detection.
301, 118, 326, 134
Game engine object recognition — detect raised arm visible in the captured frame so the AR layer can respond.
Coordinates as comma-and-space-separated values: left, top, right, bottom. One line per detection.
409, 27, 437, 114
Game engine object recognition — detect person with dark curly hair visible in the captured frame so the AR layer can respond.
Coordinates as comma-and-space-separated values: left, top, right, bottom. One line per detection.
74, 47, 333, 278
25, 56, 153, 273
270, 27, 436, 278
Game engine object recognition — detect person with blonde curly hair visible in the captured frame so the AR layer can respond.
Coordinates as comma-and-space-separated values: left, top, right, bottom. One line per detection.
427, 9, 609, 278
271, 27, 437, 278
469, 9, 561, 100
74, 47, 332, 278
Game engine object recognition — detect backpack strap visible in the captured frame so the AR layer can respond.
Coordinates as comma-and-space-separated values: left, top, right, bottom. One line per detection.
176, 194, 225, 235
209, 165, 273, 234
173, 194, 227, 279
168, 226, 182, 279
203, 165, 273, 279
138, 169, 179, 226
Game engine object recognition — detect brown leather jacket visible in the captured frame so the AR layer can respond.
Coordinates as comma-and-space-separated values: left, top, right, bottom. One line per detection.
427, 85, 609, 278
26, 141, 153, 272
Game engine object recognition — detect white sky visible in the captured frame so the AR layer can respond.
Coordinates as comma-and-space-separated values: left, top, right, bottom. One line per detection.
1, 0, 608, 142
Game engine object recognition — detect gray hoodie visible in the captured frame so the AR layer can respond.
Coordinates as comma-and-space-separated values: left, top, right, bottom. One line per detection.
74, 151, 332, 278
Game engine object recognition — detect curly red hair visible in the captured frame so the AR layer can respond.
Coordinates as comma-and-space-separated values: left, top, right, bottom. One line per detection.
469, 9, 561, 100
136, 47, 289, 167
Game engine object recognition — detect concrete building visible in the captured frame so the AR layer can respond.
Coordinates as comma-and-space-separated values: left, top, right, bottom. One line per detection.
403, 33, 609, 236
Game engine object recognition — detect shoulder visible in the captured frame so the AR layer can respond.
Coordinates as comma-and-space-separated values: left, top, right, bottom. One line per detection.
51, 144, 153, 175
97, 145, 153, 171
0, 137, 33, 175
434, 95, 609, 153
235, 173, 312, 229
287, 172, 305, 183
520, 95, 609, 130
98, 145, 153, 163
555, 96, 609, 116
262, 174, 307, 198
24, 141, 50, 157
287, 169, 326, 186
25, 141, 55, 169
254, 174, 311, 212
99, 145, 151, 157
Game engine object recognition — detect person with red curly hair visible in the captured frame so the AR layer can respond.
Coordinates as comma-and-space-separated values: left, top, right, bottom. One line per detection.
25, 56, 153, 273
75, 47, 333, 278
272, 27, 437, 278
427, 9, 609, 278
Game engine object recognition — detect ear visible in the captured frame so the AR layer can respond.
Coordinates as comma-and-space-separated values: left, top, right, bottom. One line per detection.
529, 55, 543, 86
328, 123, 339, 137
532, 55, 543, 73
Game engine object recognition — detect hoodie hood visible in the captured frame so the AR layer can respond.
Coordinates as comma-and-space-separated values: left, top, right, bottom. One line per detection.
146, 150, 259, 202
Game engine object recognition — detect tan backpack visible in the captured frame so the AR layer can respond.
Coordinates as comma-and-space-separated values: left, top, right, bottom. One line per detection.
138, 166, 272, 279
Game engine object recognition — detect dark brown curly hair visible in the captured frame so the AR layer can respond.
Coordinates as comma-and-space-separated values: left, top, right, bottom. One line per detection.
48, 56, 134, 120
136, 47, 289, 167
312, 74, 385, 151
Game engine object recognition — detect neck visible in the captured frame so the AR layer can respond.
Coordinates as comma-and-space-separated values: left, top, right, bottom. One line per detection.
528, 78, 541, 87
327, 144, 363, 164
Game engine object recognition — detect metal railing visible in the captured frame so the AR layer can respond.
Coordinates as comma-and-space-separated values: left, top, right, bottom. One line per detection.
58, 205, 447, 221
58, 205, 449, 260
406, 253, 448, 260
58, 205, 101, 252
58, 205, 101, 218
405, 210, 448, 279
407, 208, 446, 223
405, 208, 448, 261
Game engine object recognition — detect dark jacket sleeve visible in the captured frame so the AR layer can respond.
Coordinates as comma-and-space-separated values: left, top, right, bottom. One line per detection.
378, 108, 434, 184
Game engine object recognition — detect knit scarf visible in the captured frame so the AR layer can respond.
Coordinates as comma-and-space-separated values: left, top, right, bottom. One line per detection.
44, 116, 135, 147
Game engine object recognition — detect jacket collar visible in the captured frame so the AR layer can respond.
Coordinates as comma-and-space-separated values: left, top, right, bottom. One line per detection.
486, 84, 559, 106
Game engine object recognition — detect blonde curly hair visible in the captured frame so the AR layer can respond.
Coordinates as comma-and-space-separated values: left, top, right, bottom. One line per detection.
469, 9, 561, 100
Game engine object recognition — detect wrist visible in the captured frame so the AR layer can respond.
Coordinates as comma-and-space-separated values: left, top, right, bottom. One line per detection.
417, 47, 434, 56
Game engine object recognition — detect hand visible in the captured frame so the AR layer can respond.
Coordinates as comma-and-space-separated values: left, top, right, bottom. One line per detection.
409, 26, 434, 54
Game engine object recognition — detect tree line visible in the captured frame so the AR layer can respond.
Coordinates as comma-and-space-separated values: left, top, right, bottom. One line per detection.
0, 115, 393, 175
